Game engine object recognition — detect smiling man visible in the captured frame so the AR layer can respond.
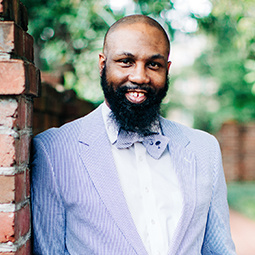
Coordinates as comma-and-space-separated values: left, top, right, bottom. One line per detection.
31, 15, 236, 255
99, 18, 170, 136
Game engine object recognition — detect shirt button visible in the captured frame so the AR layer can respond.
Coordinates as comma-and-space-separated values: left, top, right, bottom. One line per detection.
151, 219, 155, 225
155, 141, 161, 146
138, 155, 143, 161
145, 187, 149, 193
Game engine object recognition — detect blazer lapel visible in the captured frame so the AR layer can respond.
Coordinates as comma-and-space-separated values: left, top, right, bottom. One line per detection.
78, 106, 147, 255
160, 118, 197, 255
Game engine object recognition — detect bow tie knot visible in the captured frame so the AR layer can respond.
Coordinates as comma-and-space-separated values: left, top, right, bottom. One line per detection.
115, 129, 169, 159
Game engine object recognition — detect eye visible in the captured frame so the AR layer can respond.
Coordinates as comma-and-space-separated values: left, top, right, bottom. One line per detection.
148, 62, 161, 70
118, 58, 133, 66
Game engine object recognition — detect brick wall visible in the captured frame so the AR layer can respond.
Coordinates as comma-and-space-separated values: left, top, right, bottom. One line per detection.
217, 121, 255, 182
0, 1, 40, 254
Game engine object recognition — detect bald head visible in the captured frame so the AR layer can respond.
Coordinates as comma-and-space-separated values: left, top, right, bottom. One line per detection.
103, 15, 170, 56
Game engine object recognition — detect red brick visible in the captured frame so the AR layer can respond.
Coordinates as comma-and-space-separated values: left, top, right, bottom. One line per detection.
0, 60, 26, 95
0, 131, 32, 168
0, 206, 30, 244
24, 62, 40, 96
16, 239, 31, 255
0, 21, 15, 53
0, 22, 24, 56
0, 175, 15, 203
0, 20, 32, 60
16, 96, 32, 130
14, 23, 24, 58
19, 2, 28, 32
15, 204, 30, 239
24, 32, 34, 62
0, 134, 15, 167
16, 96, 26, 130
15, 172, 26, 203
0, 98, 18, 128
217, 122, 255, 181
0, 60, 39, 96
25, 168, 30, 198
21, 96, 33, 129
26, 99, 33, 128
12, 0, 20, 25
0, 173, 28, 204
16, 132, 31, 165
0, 212, 15, 242
0, 96, 33, 130
0, 1, 27, 31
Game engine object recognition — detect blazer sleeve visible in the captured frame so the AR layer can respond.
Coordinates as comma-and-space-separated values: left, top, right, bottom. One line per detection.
31, 135, 66, 254
201, 139, 236, 254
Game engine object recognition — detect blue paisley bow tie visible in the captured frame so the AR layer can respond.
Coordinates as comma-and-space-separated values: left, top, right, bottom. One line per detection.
115, 129, 169, 159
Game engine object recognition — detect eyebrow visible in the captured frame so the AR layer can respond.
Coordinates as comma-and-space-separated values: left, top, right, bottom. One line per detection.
115, 52, 166, 60
115, 52, 135, 57
150, 54, 165, 60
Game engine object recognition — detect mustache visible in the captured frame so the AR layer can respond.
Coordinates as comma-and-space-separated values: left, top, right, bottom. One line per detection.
117, 84, 156, 95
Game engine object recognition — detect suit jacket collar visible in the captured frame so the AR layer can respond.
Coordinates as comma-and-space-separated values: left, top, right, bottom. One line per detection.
79, 106, 197, 255
78, 105, 148, 255
159, 116, 190, 148
161, 117, 197, 255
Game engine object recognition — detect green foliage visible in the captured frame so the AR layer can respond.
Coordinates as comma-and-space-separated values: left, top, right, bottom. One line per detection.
194, 0, 255, 130
228, 182, 255, 221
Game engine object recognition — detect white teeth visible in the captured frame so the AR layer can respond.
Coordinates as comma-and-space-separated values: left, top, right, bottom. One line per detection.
129, 92, 144, 98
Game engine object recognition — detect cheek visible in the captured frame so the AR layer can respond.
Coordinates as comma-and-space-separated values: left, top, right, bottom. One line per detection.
152, 74, 167, 90
106, 68, 129, 87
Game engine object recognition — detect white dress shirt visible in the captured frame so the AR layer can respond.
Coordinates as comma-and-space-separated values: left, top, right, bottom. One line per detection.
102, 102, 183, 255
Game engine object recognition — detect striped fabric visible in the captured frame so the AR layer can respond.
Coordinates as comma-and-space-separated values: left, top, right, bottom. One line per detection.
31, 104, 236, 255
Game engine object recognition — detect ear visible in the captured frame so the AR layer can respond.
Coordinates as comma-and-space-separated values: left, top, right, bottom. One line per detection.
99, 53, 106, 76
167, 61, 172, 72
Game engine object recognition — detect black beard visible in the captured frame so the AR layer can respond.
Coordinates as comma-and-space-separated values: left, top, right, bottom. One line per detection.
101, 66, 169, 136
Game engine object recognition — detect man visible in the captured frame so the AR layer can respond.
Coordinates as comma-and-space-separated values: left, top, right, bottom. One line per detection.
31, 15, 236, 254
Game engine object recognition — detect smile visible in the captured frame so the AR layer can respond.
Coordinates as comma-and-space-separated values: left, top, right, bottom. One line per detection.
125, 89, 147, 104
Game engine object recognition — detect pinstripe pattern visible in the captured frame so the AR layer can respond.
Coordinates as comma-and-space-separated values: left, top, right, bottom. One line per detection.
31, 105, 236, 255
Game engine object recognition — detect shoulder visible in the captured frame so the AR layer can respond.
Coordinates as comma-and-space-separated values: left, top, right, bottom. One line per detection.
33, 106, 102, 151
161, 117, 220, 153
177, 121, 216, 142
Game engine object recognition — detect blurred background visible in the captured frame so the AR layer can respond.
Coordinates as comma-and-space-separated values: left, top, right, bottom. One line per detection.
22, 0, 255, 132
23, 0, 255, 233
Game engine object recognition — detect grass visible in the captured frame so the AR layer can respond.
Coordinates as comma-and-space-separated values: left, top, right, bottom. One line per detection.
227, 181, 255, 221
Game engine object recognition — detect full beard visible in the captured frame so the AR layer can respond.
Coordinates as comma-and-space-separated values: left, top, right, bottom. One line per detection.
101, 66, 169, 136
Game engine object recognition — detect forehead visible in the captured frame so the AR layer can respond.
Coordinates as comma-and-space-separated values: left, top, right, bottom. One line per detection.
105, 23, 169, 59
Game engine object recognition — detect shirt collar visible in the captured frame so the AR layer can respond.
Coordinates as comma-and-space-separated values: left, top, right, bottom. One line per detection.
102, 101, 119, 144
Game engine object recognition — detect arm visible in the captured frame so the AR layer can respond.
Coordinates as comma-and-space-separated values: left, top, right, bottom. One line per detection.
202, 139, 236, 255
31, 136, 66, 254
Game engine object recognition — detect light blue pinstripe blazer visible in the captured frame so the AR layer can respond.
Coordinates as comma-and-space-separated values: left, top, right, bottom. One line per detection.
31, 105, 236, 255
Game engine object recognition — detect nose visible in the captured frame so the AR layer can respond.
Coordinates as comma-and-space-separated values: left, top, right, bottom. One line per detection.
129, 64, 150, 85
